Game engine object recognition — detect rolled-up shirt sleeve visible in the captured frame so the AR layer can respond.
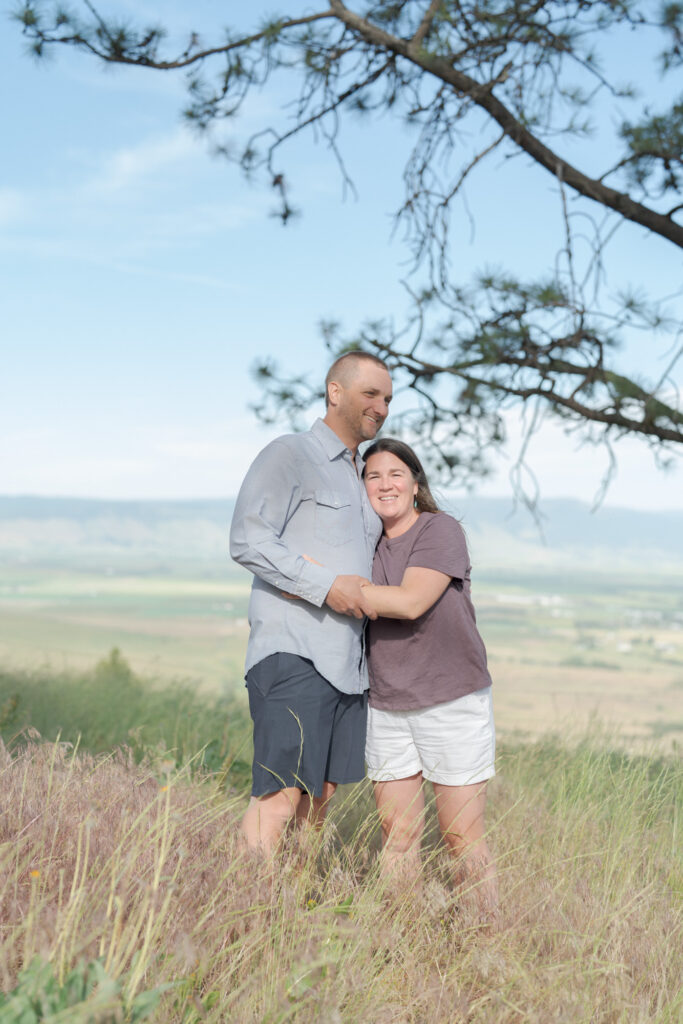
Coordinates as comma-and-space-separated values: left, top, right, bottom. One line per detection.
229, 440, 336, 607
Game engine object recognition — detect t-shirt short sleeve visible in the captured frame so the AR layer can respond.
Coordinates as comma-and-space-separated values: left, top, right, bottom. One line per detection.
405, 513, 469, 581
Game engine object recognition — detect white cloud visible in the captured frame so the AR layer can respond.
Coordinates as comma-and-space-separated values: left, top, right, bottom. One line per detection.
0, 158, 269, 273
145, 194, 272, 240
97, 260, 244, 291
83, 128, 199, 195
0, 417, 280, 499
0, 188, 27, 226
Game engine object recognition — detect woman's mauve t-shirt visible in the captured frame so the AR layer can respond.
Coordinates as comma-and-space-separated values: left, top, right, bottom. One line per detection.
367, 512, 492, 710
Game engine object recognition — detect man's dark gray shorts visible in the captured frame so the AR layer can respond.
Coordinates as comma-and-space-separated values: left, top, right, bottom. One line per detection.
246, 652, 368, 798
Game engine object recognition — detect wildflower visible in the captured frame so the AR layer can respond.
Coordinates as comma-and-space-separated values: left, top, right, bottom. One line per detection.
30, 870, 40, 879
160, 785, 169, 792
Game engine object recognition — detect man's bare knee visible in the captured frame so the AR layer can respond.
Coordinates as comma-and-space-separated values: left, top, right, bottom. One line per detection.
262, 788, 303, 821
241, 787, 304, 851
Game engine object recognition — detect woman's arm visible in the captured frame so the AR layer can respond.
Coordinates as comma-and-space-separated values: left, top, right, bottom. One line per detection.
360, 566, 453, 620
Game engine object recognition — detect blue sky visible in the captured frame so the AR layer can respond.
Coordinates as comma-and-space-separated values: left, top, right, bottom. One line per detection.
2, 1, 682, 510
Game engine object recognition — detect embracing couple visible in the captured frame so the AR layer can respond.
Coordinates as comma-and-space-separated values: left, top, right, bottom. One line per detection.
229, 352, 496, 908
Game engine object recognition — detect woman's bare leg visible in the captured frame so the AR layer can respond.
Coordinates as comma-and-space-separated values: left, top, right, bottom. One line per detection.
432, 780, 498, 913
373, 773, 425, 885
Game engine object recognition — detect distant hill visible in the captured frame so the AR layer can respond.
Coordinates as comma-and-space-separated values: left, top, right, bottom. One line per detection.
442, 496, 683, 574
0, 495, 681, 575
0, 497, 236, 523
0, 496, 235, 573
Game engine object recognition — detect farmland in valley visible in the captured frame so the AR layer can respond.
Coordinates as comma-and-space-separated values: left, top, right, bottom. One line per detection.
1, 492, 681, 748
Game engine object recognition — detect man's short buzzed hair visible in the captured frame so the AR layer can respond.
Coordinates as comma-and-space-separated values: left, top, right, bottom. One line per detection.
324, 351, 390, 407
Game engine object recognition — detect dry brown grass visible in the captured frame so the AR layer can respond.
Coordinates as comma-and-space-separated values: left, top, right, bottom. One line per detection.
1, 734, 681, 1022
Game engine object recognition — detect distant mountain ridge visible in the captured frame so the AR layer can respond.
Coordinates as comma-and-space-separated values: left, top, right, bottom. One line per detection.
0, 496, 236, 522
0, 496, 235, 573
447, 498, 683, 574
444, 496, 683, 565
0, 495, 681, 573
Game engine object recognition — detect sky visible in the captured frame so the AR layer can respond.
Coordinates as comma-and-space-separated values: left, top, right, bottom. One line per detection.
2, 0, 682, 511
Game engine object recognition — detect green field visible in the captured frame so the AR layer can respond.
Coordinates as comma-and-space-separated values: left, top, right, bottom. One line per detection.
0, 567, 252, 696
1, 563, 681, 749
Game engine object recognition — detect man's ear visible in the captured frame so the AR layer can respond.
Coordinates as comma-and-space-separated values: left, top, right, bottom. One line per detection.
327, 380, 342, 408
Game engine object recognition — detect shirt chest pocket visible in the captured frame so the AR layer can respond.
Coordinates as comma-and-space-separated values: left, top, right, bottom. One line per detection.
314, 489, 353, 547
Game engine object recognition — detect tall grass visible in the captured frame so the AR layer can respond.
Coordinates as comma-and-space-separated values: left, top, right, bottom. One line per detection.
0, 650, 252, 785
1, 726, 680, 1021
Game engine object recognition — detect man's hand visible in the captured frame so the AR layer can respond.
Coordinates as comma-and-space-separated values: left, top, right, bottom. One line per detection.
325, 575, 378, 620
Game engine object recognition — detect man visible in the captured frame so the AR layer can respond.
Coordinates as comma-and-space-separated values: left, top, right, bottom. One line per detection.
230, 351, 393, 851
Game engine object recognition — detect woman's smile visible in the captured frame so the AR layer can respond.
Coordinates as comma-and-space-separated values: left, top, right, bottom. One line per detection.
364, 450, 419, 536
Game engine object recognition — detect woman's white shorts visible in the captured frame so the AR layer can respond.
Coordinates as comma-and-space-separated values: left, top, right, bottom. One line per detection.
365, 687, 495, 786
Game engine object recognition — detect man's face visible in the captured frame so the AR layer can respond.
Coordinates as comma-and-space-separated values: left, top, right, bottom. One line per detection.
332, 361, 393, 446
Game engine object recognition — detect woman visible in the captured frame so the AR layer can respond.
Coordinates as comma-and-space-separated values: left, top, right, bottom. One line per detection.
359, 438, 497, 909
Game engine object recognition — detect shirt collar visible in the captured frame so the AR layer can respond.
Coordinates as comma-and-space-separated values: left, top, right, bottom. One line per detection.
311, 418, 352, 462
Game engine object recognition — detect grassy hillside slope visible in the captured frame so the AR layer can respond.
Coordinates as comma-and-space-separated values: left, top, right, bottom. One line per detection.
1, 728, 680, 1021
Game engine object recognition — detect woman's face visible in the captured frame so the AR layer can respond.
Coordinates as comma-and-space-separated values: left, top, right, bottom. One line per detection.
364, 450, 419, 532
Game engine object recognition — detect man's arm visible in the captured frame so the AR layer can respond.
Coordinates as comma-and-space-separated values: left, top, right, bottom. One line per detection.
230, 442, 374, 617
229, 441, 336, 607
360, 566, 453, 620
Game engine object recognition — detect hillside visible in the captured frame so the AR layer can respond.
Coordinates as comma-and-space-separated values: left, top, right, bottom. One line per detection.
0, 495, 681, 574
0, 496, 236, 573
446, 497, 683, 574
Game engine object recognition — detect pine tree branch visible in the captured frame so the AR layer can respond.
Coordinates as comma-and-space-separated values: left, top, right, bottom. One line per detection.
382, 348, 683, 442
411, 0, 442, 49
328, 0, 683, 249
22, 8, 336, 70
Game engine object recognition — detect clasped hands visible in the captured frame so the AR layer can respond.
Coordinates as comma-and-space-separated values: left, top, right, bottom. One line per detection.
282, 554, 376, 620
325, 574, 377, 620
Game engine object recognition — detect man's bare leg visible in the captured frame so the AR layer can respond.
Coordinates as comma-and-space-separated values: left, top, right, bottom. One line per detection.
295, 781, 337, 831
241, 787, 304, 854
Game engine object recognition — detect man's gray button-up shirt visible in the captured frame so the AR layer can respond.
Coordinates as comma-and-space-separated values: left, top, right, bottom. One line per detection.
229, 419, 383, 694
